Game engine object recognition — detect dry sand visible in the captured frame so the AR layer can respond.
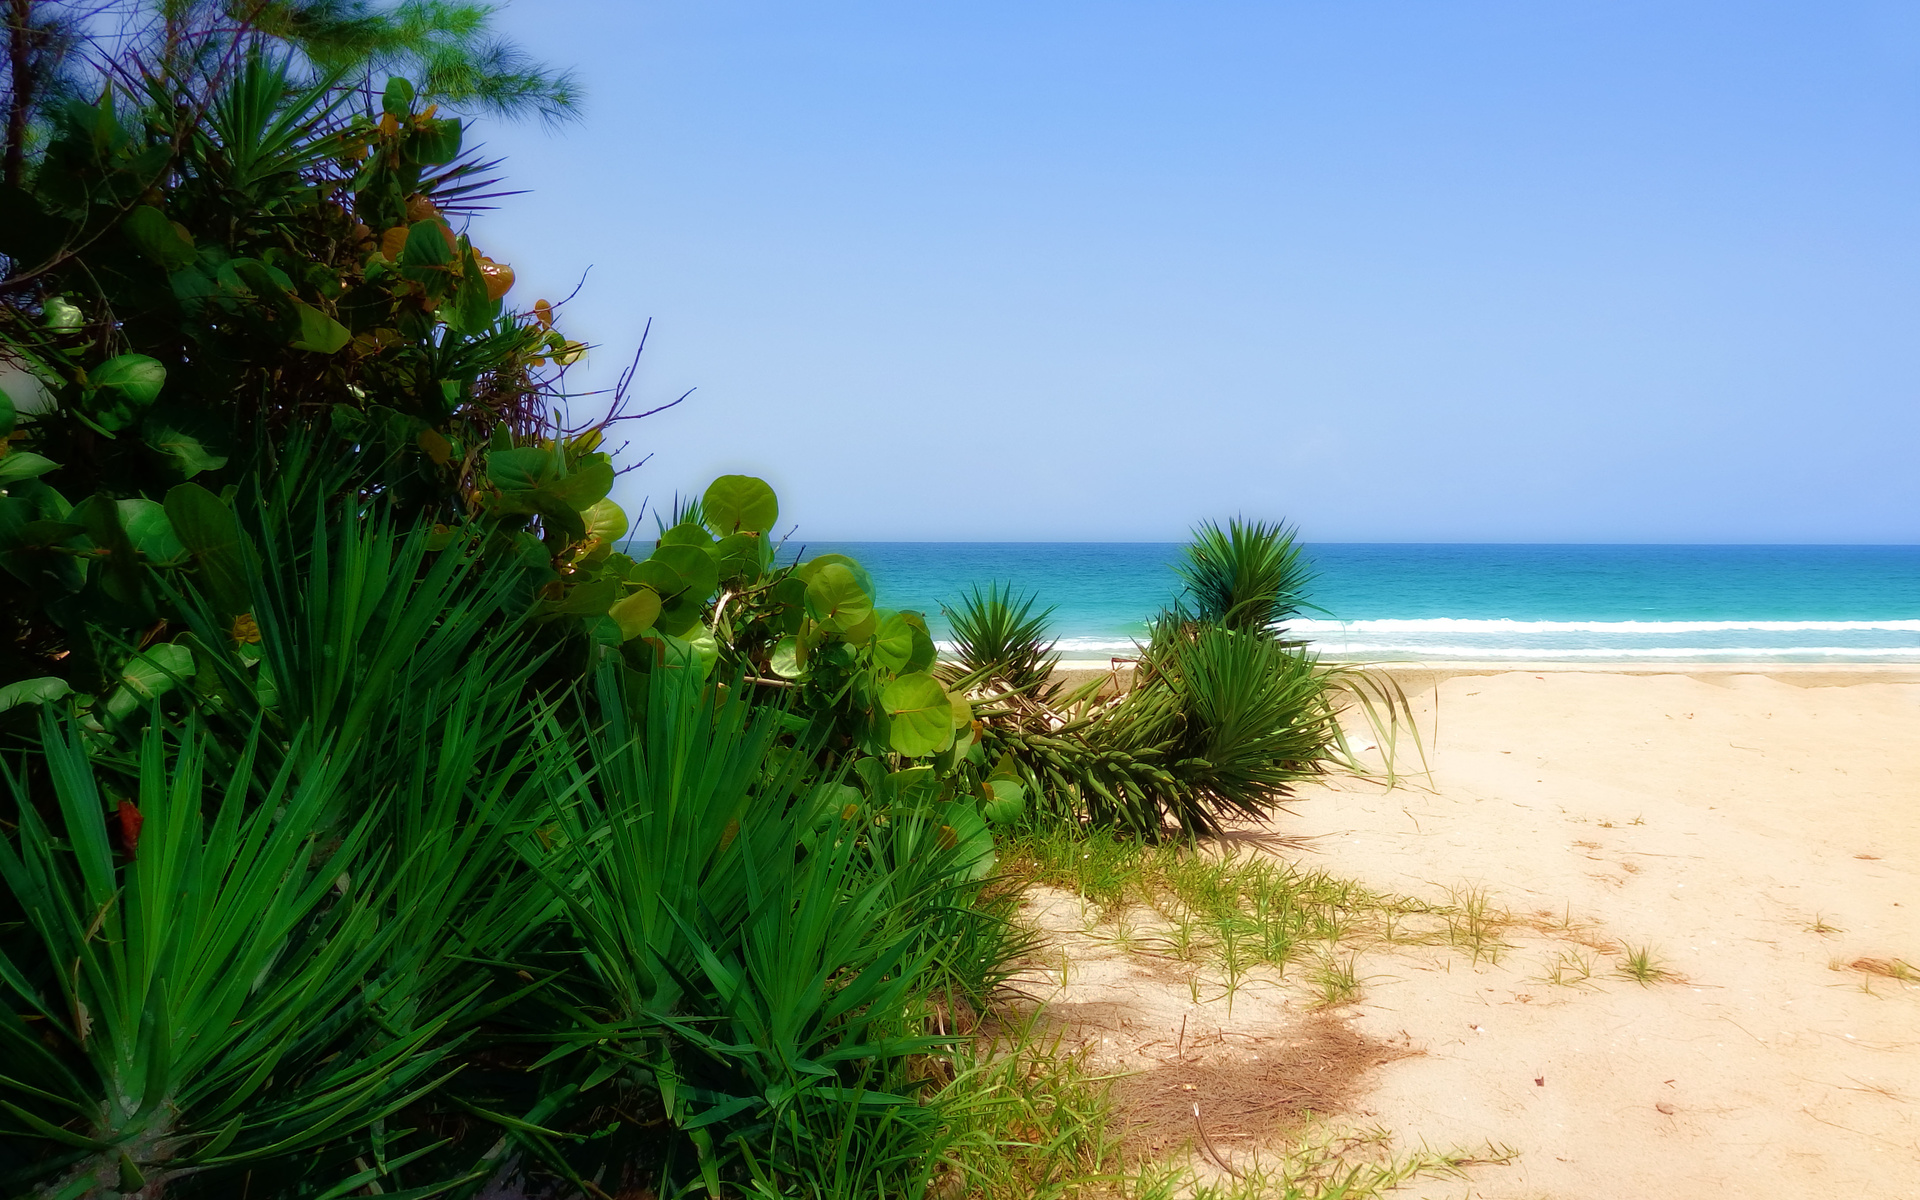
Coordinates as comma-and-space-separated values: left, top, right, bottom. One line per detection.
1012, 666, 1920, 1197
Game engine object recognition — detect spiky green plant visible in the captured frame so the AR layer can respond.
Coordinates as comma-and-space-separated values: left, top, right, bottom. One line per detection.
504, 665, 1004, 1195
942, 583, 1059, 694
0, 715, 455, 1197
1174, 518, 1315, 634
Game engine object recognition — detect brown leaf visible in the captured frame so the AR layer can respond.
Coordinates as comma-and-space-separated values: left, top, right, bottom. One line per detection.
117, 801, 143, 859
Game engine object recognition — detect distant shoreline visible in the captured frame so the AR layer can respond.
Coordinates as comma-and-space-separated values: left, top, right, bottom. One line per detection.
1047, 659, 1920, 689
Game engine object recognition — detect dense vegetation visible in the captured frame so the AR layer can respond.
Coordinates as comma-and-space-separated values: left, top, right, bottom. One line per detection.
1, 6, 1389, 1196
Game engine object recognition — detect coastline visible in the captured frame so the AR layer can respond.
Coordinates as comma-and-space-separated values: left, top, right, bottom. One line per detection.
1048, 658, 1920, 691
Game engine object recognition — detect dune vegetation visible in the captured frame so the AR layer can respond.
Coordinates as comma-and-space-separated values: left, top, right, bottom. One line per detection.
0, 6, 1404, 1196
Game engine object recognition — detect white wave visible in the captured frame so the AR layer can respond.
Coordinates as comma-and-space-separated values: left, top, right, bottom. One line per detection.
1290, 618, 1920, 635
1314, 644, 1920, 659
933, 638, 1141, 656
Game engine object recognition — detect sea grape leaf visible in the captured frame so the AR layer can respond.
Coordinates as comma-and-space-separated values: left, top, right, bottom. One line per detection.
654, 592, 706, 637
649, 543, 719, 600
121, 206, 195, 269
702, 474, 778, 536
485, 446, 555, 491
289, 301, 351, 353
656, 520, 714, 548
0, 451, 57, 484
840, 608, 878, 645
770, 635, 805, 679
547, 457, 615, 511
82, 354, 166, 432
805, 562, 872, 634
381, 77, 415, 116
797, 553, 873, 601
408, 117, 463, 165
549, 576, 618, 617
609, 586, 661, 640
163, 483, 251, 613
629, 557, 685, 597
141, 408, 229, 477
871, 610, 915, 672
106, 642, 196, 720
880, 671, 955, 757
888, 610, 937, 673
981, 778, 1027, 826
116, 499, 188, 567
75, 493, 142, 602
712, 532, 766, 582
583, 498, 628, 545
0, 676, 71, 713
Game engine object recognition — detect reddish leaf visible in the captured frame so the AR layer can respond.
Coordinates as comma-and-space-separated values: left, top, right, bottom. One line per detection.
117, 802, 143, 859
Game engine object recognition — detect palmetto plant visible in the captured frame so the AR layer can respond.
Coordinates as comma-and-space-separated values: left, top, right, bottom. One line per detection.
514, 665, 1001, 1195
1174, 518, 1316, 635
0, 715, 456, 1198
942, 583, 1059, 695
964, 519, 1417, 838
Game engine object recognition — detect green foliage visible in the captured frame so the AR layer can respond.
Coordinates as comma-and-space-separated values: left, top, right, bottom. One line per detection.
942, 582, 1059, 694
1175, 517, 1316, 634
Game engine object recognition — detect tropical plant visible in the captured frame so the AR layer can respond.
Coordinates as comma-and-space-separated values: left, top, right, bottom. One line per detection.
942, 582, 1059, 695
955, 520, 1413, 839
1175, 517, 1316, 634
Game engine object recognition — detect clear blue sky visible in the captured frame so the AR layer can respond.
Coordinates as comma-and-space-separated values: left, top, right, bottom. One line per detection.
470, 0, 1920, 543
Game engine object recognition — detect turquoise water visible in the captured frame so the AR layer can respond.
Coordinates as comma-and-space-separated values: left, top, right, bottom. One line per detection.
799, 542, 1920, 662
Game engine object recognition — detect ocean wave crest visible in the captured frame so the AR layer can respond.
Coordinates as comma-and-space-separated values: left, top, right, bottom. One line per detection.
1290, 618, 1920, 635
1315, 645, 1920, 659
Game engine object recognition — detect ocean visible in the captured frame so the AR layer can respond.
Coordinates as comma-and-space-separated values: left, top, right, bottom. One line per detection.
796, 542, 1920, 663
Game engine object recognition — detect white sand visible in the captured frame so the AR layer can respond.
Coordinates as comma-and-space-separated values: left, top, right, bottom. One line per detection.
1020, 667, 1920, 1196
1284, 668, 1920, 1196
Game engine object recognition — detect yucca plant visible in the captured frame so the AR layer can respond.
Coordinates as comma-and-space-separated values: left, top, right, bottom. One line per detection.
941, 583, 1059, 695
0, 714, 454, 1197
511, 665, 999, 1196
1174, 518, 1316, 635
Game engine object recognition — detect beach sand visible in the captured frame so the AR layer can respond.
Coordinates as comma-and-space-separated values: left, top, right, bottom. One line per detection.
1015, 666, 1920, 1196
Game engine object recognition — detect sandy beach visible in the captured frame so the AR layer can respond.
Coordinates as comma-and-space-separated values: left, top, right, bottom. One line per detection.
1014, 665, 1920, 1196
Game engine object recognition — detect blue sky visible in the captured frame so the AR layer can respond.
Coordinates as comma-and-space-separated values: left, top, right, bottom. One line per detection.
470, 1, 1920, 542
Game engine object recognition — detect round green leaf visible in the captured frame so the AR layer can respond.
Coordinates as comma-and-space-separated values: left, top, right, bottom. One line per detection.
702, 474, 778, 535
121, 643, 196, 701
712, 532, 767, 582
43, 296, 81, 331
115, 499, 188, 566
0, 450, 57, 484
770, 635, 806, 679
804, 562, 872, 634
583, 498, 628, 544
649, 543, 719, 600
0, 676, 71, 713
981, 778, 1027, 826
871, 610, 915, 672
83, 354, 166, 433
656, 520, 714, 548
547, 457, 615, 510
798, 553, 874, 601
609, 585, 661, 640
91, 354, 167, 406
880, 671, 955, 757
